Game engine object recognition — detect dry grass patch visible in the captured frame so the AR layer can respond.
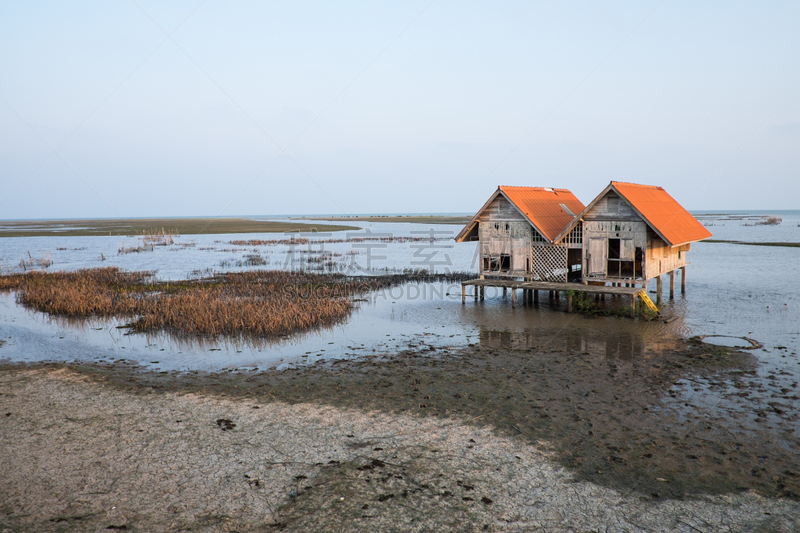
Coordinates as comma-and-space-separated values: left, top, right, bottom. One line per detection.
0, 268, 471, 339
0, 268, 357, 338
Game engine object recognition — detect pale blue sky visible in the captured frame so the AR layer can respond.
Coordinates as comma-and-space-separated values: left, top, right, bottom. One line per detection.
1, 1, 798, 219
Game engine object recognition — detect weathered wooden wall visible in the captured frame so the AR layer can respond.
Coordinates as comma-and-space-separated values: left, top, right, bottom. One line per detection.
582, 192, 647, 280
477, 196, 531, 275
645, 232, 691, 278
580, 191, 691, 282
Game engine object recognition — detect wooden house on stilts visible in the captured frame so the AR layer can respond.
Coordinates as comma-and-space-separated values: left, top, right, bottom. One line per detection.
457, 181, 711, 315
454, 186, 585, 282
556, 181, 712, 300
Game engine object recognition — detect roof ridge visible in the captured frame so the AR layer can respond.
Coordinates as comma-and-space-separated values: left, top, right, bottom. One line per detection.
500, 185, 571, 191
611, 181, 664, 190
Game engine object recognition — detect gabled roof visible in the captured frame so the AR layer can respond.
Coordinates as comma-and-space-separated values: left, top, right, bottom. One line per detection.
455, 186, 585, 243
555, 181, 711, 246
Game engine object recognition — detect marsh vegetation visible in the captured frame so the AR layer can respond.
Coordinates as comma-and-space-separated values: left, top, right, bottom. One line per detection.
0, 267, 471, 339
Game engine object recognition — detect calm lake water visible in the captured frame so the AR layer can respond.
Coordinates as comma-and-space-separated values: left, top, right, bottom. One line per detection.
1, 211, 799, 382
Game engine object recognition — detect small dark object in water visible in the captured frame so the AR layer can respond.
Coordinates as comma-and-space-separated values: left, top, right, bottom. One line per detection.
216, 418, 236, 431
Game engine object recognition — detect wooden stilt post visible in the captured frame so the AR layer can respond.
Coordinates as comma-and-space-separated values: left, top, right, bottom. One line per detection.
656, 276, 662, 305
669, 270, 675, 299
503, 287, 507, 298
631, 294, 637, 318
567, 293, 573, 313
681, 266, 686, 295
534, 290, 539, 305
474, 284, 478, 301
511, 288, 516, 308
462, 283, 466, 305
480, 285, 484, 301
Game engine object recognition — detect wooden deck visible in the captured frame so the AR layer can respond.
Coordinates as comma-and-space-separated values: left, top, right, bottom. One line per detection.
461, 279, 651, 317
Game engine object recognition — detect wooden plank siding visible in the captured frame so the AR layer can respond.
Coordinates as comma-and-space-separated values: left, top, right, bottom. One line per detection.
478, 196, 532, 277
475, 195, 574, 280
645, 230, 691, 279
581, 191, 690, 284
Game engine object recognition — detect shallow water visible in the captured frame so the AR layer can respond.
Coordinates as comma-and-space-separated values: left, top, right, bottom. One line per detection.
1, 212, 799, 375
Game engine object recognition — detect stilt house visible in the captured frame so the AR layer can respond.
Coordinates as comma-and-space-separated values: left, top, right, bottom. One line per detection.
456, 181, 710, 314
454, 186, 585, 282
555, 181, 712, 287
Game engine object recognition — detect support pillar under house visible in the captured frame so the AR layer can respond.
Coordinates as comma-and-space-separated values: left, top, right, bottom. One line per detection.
656, 276, 662, 305
681, 266, 686, 295
669, 270, 675, 299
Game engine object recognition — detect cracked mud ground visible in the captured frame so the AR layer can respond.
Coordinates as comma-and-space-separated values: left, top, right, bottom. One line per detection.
1, 338, 799, 532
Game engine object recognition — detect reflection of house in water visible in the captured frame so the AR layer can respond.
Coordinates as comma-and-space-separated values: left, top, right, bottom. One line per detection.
479, 328, 656, 360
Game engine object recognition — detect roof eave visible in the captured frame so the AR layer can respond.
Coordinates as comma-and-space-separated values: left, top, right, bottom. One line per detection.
454, 188, 502, 242
668, 235, 711, 248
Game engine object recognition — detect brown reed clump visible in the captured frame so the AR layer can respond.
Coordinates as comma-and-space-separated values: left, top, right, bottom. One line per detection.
0, 267, 473, 338
0, 268, 358, 338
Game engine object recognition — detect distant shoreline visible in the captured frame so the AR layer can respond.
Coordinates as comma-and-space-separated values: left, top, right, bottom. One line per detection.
704, 239, 800, 248
303, 215, 471, 225
0, 218, 359, 238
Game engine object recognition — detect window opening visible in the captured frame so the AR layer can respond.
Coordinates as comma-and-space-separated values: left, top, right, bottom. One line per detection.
500, 254, 511, 272
608, 239, 620, 259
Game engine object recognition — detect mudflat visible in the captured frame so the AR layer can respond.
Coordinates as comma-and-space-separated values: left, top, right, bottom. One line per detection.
2, 337, 799, 532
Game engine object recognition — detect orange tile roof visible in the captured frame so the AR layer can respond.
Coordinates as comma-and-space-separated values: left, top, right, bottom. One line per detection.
499, 186, 585, 242
610, 181, 711, 246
